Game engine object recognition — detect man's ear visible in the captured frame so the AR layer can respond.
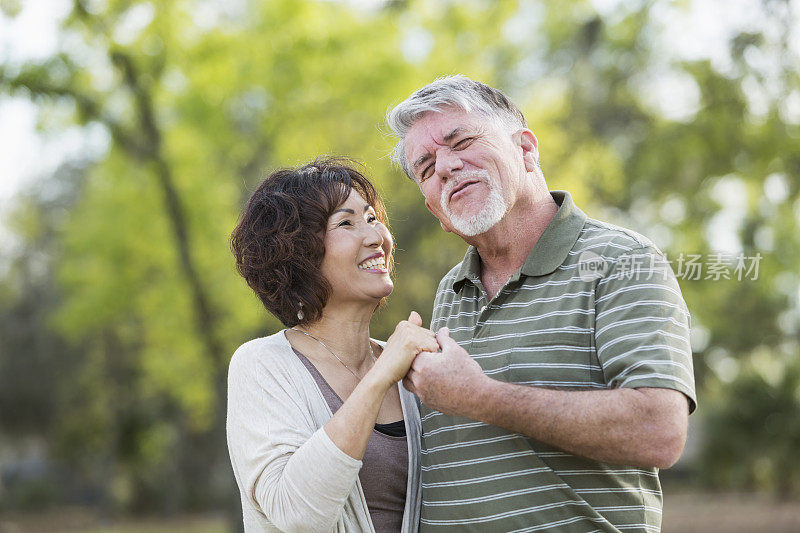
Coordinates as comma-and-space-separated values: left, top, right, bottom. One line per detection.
518, 129, 540, 172
425, 199, 452, 233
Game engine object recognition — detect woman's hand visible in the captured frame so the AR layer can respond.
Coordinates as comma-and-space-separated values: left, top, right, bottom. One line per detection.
370, 311, 439, 388
322, 311, 437, 461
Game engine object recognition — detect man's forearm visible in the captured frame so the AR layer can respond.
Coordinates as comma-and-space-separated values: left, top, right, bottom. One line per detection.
465, 377, 689, 469
406, 330, 690, 469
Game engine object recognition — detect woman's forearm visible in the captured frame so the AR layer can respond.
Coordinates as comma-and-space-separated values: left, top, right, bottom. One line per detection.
322, 372, 391, 459
322, 313, 437, 459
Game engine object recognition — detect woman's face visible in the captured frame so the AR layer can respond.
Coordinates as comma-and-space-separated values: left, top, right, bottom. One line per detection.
320, 189, 394, 307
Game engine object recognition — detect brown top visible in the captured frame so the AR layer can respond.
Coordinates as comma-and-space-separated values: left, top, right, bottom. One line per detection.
293, 349, 409, 533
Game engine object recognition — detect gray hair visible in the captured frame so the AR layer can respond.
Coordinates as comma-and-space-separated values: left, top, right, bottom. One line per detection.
386, 75, 527, 179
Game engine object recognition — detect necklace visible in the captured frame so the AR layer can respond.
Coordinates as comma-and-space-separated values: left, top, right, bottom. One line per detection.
288, 328, 375, 381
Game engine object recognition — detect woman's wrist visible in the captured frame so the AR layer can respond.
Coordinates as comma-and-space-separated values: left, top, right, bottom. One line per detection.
362, 364, 394, 394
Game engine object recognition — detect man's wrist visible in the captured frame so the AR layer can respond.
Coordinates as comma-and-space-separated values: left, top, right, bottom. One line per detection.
463, 373, 499, 420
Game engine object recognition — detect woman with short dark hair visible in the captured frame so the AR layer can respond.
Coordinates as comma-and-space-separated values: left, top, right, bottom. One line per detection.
227, 157, 437, 532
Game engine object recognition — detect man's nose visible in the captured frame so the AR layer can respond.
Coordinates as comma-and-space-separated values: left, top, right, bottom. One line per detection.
434, 148, 463, 180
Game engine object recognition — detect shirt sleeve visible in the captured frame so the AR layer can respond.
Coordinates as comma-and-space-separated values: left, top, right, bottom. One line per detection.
226, 341, 363, 532
594, 247, 697, 413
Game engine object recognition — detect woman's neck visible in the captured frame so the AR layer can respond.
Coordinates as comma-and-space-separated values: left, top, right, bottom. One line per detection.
292, 304, 375, 371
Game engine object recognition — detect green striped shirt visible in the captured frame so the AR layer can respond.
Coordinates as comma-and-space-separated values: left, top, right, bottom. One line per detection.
421, 191, 696, 532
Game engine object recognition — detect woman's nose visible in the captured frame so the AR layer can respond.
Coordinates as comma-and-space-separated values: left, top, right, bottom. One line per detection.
363, 223, 384, 247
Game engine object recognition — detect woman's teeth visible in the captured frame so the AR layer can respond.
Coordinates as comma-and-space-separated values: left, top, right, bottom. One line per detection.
358, 256, 386, 270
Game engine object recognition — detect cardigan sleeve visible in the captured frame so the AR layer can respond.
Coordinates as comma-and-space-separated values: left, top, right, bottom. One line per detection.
226, 340, 364, 532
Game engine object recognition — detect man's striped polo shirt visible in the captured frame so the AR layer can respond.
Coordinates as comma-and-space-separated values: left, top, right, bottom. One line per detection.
421, 191, 696, 532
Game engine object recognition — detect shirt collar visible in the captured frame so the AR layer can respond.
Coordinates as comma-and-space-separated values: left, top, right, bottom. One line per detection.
452, 191, 587, 292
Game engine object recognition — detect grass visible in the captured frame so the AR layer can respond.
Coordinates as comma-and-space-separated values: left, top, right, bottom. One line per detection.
78, 521, 226, 533
4, 492, 800, 532
0, 512, 227, 533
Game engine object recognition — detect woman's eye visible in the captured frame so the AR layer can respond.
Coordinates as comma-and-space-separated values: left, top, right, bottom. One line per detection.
366, 214, 377, 223
337, 220, 353, 227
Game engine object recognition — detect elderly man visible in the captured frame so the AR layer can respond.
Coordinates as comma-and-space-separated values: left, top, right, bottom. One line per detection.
388, 76, 696, 532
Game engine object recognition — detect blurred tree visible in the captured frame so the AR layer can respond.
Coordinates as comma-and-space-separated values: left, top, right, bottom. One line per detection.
0, 162, 87, 511
701, 359, 800, 496
1, 0, 799, 526
0, 161, 86, 436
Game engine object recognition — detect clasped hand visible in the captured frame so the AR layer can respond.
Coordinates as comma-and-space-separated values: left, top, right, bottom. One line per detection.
372, 311, 439, 387
376, 315, 487, 416
404, 327, 487, 417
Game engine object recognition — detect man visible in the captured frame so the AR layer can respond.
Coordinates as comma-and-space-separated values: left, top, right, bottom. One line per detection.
387, 76, 696, 532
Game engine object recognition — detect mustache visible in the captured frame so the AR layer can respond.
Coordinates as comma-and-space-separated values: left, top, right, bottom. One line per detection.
441, 170, 491, 200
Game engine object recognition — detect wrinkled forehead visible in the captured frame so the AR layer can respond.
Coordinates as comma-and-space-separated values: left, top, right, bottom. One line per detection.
404, 108, 485, 155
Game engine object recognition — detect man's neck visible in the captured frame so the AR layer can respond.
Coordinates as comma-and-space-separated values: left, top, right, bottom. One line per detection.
469, 191, 559, 299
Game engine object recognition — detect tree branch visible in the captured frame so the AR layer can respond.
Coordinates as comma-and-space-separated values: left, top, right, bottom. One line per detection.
1, 68, 147, 156
102, 50, 227, 371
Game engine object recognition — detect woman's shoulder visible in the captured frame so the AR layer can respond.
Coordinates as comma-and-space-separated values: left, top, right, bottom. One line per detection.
229, 330, 295, 375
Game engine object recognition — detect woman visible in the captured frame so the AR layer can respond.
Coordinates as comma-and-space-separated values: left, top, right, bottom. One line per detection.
227, 157, 438, 532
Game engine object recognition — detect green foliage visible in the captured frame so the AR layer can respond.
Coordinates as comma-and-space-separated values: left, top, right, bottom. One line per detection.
0, 0, 21, 17
701, 358, 800, 496
1, 0, 799, 518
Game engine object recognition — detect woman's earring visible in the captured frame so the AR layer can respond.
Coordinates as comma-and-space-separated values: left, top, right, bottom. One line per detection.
297, 303, 304, 321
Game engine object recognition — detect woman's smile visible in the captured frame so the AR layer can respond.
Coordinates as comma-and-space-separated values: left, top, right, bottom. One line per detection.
321, 189, 394, 303
358, 252, 388, 273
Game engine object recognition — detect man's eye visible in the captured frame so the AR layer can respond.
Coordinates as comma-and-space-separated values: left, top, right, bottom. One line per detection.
454, 137, 473, 149
419, 164, 433, 182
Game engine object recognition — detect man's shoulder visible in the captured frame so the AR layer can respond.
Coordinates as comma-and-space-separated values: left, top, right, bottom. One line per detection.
433, 261, 464, 299
575, 217, 665, 260
439, 261, 464, 286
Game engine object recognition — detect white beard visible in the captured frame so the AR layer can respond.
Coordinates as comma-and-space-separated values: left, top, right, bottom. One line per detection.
440, 170, 509, 237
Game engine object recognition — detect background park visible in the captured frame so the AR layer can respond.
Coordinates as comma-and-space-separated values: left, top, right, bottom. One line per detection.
1, 0, 799, 531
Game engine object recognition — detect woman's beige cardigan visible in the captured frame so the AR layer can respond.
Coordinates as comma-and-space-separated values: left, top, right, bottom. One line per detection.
226, 330, 422, 532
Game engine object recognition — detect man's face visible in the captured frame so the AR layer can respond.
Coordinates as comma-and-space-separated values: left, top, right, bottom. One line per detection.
403, 107, 535, 237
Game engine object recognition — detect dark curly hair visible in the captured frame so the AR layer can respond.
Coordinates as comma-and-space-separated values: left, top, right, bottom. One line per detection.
230, 157, 391, 327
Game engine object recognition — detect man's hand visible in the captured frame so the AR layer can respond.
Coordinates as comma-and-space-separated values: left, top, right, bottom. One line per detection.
403, 329, 689, 468
403, 327, 488, 417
